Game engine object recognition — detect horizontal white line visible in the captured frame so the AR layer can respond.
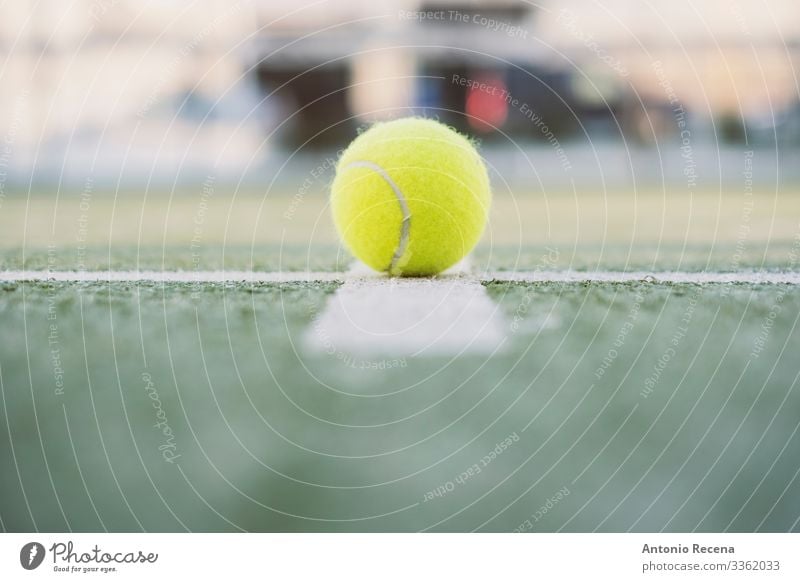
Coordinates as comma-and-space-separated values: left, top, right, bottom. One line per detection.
0, 270, 345, 283
490, 270, 800, 284
0, 270, 798, 284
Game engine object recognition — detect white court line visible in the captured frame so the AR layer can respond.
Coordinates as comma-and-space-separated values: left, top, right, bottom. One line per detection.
302, 261, 508, 356
304, 276, 509, 356
6, 266, 797, 356
490, 270, 800, 284
0, 270, 345, 283
2, 269, 799, 284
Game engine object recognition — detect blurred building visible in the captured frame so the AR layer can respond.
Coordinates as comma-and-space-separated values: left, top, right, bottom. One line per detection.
249, 0, 550, 146
0, 0, 264, 183
536, 0, 800, 144
249, 0, 800, 146
0, 0, 798, 185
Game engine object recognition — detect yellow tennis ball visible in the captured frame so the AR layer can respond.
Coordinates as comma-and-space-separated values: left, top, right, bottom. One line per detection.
331, 117, 491, 276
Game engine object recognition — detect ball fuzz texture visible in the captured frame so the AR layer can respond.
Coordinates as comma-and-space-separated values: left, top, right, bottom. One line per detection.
331, 117, 491, 276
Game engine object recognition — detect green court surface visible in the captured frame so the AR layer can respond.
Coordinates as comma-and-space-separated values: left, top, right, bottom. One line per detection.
2, 188, 799, 272
1, 277, 799, 532
1, 186, 799, 532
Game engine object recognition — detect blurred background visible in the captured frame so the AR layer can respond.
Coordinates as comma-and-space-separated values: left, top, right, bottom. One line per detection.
1, 0, 799, 191
3, 1, 800, 534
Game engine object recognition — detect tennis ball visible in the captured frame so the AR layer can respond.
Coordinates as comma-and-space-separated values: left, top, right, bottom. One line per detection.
331, 117, 491, 276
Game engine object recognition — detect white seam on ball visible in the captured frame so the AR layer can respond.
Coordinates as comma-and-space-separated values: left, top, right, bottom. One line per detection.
344, 160, 410, 274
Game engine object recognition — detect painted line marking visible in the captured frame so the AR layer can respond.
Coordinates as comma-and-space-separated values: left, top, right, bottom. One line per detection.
304, 275, 509, 357
303, 261, 508, 356
2, 270, 799, 284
